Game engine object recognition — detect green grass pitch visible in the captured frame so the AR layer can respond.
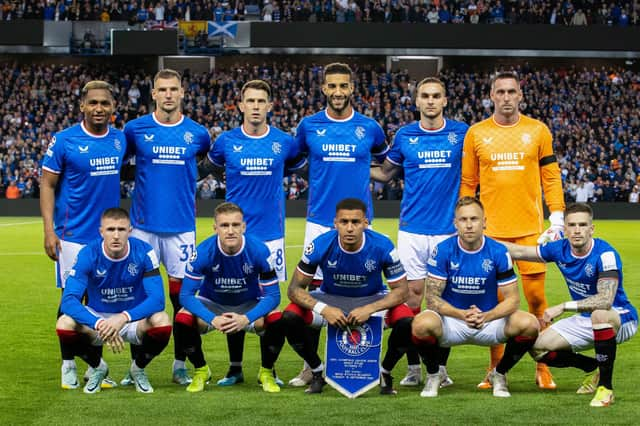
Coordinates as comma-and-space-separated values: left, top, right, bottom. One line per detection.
0, 217, 638, 425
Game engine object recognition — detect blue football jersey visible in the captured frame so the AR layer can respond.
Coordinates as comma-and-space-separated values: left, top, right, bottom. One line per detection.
538, 238, 637, 320
61, 237, 163, 328
124, 114, 211, 233
182, 234, 279, 323
387, 119, 468, 234
42, 123, 126, 243
298, 229, 406, 297
427, 236, 517, 312
295, 109, 388, 227
208, 125, 305, 241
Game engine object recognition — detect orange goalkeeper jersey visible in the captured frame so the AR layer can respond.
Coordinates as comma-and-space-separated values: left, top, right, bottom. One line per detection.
460, 114, 565, 238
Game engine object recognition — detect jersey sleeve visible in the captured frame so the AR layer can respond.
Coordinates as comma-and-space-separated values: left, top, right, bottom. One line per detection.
60, 248, 101, 328
180, 245, 215, 324
459, 130, 479, 197
42, 134, 65, 174
370, 121, 389, 163
285, 134, 307, 172
381, 245, 406, 284
293, 118, 309, 154
386, 132, 404, 166
495, 247, 517, 287
123, 122, 137, 161
597, 248, 622, 279
538, 125, 565, 213
426, 243, 449, 281
197, 126, 212, 155
207, 133, 226, 167
297, 238, 321, 276
124, 249, 164, 321
246, 245, 280, 322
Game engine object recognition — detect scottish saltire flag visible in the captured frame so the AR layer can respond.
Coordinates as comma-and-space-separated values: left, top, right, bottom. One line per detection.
325, 315, 383, 398
207, 21, 238, 38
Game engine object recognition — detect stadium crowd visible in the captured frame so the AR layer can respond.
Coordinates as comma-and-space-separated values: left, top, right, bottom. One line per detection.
0, 0, 638, 25
0, 60, 638, 202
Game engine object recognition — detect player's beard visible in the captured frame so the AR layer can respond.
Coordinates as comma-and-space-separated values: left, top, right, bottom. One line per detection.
328, 96, 351, 115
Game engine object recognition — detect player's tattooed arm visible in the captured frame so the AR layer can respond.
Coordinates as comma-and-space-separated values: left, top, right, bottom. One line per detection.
287, 269, 317, 310
425, 277, 466, 320
575, 276, 618, 312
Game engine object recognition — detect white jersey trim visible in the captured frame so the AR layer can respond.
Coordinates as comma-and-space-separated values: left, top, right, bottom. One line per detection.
101, 241, 130, 263
151, 112, 185, 127
80, 121, 109, 138
418, 119, 447, 133
323, 108, 355, 123
457, 236, 486, 254
217, 235, 246, 257
240, 124, 271, 139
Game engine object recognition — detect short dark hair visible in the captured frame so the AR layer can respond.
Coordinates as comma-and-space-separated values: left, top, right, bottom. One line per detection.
455, 196, 484, 212
214, 202, 244, 219
153, 68, 182, 85
490, 71, 519, 90
101, 207, 130, 221
335, 198, 367, 214
565, 202, 593, 218
81, 80, 114, 100
241, 79, 271, 100
323, 63, 353, 83
416, 77, 446, 95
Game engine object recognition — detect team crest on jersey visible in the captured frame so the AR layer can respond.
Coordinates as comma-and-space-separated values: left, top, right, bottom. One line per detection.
127, 263, 139, 276
304, 242, 315, 256
482, 259, 494, 273
113, 138, 122, 151
521, 133, 531, 144
355, 126, 365, 140
242, 262, 254, 275
448, 132, 459, 145
272, 142, 282, 155
184, 131, 194, 144
336, 323, 376, 356
364, 259, 377, 272
584, 263, 595, 278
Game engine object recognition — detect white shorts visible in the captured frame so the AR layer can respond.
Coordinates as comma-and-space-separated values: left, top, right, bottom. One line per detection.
397, 230, 455, 281
196, 295, 259, 334
85, 309, 142, 346
551, 314, 638, 352
131, 228, 195, 279
56, 240, 85, 288
303, 222, 333, 281
264, 238, 286, 282
309, 290, 388, 329
433, 311, 507, 347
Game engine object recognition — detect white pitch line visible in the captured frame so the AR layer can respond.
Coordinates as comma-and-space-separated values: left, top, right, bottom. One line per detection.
0, 221, 41, 227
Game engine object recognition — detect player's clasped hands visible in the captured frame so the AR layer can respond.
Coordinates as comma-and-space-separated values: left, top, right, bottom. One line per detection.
321, 305, 349, 328
212, 312, 250, 334
96, 313, 128, 352
464, 305, 486, 329
347, 306, 374, 326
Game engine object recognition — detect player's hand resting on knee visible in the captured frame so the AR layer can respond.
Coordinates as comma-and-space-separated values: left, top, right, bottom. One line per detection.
321, 306, 348, 328
347, 306, 374, 325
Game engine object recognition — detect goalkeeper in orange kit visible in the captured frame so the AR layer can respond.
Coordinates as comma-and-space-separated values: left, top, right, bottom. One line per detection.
460, 72, 565, 390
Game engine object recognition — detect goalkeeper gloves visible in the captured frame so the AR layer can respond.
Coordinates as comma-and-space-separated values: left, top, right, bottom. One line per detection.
537, 211, 564, 244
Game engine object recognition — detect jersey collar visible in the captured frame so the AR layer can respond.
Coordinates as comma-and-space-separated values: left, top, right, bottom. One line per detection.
217, 235, 246, 257
80, 121, 109, 138
151, 112, 185, 127
457, 236, 485, 254
418, 119, 446, 133
241, 124, 271, 139
101, 241, 131, 262
338, 231, 366, 254
570, 239, 594, 259
324, 108, 355, 123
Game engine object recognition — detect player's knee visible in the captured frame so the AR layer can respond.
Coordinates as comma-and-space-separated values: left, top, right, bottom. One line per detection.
591, 309, 613, 324
56, 314, 76, 330
412, 311, 439, 337
150, 311, 171, 327
265, 311, 283, 327
283, 303, 312, 325
514, 311, 540, 336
